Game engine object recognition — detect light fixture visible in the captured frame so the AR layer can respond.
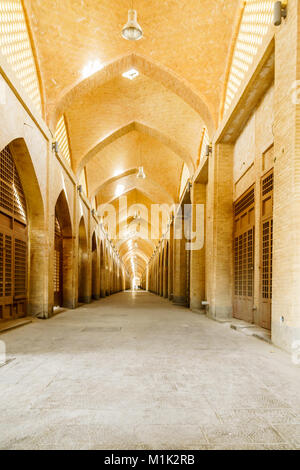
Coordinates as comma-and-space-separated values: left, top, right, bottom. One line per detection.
205, 144, 212, 157
122, 68, 139, 80
52, 141, 59, 154
137, 167, 146, 179
122, 9, 143, 41
274, 1, 287, 26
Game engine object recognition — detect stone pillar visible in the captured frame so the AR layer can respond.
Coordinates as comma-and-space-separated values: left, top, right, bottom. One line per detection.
156, 255, 159, 294
92, 242, 100, 300
100, 244, 106, 298
206, 143, 233, 320
173, 214, 187, 306
272, 0, 300, 351
62, 236, 76, 308
163, 240, 168, 298
160, 247, 164, 296
105, 248, 110, 296
190, 183, 206, 310
168, 220, 174, 300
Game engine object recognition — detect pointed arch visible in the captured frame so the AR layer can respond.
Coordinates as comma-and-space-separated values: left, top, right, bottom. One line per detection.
76, 122, 194, 177
54, 190, 74, 308
50, 53, 215, 136
9, 138, 45, 317
78, 216, 90, 303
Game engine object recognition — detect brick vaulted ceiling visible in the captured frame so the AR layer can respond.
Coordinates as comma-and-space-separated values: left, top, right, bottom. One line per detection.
22, 0, 240, 278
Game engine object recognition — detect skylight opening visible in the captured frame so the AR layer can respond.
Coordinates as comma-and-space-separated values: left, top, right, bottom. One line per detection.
223, 0, 274, 115
0, 0, 42, 114
55, 115, 71, 167
122, 68, 139, 80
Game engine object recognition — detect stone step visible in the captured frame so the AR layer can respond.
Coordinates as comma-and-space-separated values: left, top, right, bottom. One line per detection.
0, 318, 32, 334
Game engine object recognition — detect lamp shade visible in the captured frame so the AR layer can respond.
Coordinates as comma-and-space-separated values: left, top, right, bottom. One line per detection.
137, 166, 146, 179
122, 10, 143, 41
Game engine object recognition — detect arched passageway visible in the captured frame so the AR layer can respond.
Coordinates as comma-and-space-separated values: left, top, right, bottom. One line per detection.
91, 231, 99, 300
0, 145, 28, 321
100, 241, 106, 298
54, 191, 73, 309
78, 217, 89, 303
0, 139, 46, 319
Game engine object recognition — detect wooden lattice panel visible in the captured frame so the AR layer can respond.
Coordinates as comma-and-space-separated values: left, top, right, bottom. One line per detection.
5, 234, 12, 297
0, 233, 3, 298
0, 146, 28, 320
224, 1, 274, 114
234, 187, 255, 217
233, 186, 255, 323
14, 238, 26, 298
0, 0, 42, 114
55, 116, 71, 167
53, 249, 60, 293
0, 146, 27, 224
260, 169, 273, 330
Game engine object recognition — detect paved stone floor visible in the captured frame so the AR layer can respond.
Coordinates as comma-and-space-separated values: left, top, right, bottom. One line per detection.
0, 291, 300, 450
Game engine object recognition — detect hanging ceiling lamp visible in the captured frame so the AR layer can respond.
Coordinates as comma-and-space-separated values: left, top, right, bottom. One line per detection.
137, 166, 146, 179
122, 9, 143, 41
136, 137, 146, 179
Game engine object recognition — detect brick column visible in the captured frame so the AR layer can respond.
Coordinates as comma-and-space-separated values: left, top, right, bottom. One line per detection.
190, 183, 206, 310
272, 0, 300, 351
163, 240, 168, 298
173, 214, 187, 306
168, 220, 174, 300
206, 143, 233, 319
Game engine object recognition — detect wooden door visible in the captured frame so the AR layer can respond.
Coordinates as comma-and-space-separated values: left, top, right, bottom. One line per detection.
54, 216, 63, 307
260, 170, 273, 330
0, 146, 27, 321
186, 247, 190, 307
233, 187, 255, 323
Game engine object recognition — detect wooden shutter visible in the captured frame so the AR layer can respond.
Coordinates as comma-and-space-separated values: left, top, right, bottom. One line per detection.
233, 187, 255, 323
0, 146, 27, 321
54, 216, 63, 306
260, 169, 273, 330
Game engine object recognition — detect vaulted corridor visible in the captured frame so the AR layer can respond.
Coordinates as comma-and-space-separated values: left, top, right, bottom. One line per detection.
0, 292, 299, 450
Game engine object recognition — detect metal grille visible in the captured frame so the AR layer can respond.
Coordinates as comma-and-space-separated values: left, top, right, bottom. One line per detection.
234, 188, 254, 217
262, 172, 273, 196
5, 235, 12, 297
0, 233, 3, 297
55, 217, 62, 237
54, 250, 60, 293
234, 186, 255, 322
14, 239, 26, 298
234, 229, 254, 297
261, 171, 273, 301
0, 146, 27, 224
